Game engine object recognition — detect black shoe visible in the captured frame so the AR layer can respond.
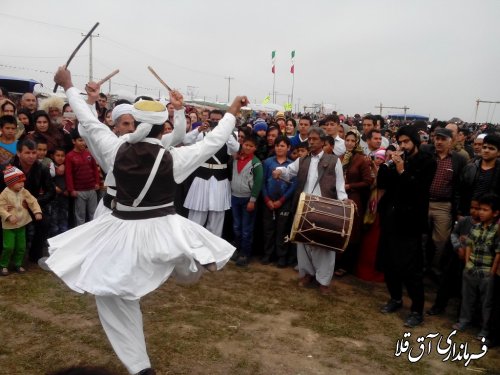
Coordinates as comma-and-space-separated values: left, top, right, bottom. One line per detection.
276, 258, 287, 268
230, 251, 239, 262
426, 306, 444, 316
236, 256, 249, 267
404, 312, 424, 328
380, 299, 402, 314
260, 256, 271, 265
136, 369, 156, 375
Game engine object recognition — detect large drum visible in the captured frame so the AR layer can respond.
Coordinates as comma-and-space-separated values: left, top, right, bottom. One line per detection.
289, 193, 354, 252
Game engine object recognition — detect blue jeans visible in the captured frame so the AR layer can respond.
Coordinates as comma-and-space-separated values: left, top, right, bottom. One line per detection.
231, 196, 256, 257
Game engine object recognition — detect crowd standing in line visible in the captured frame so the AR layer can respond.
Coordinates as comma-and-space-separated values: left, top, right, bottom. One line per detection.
0, 81, 499, 373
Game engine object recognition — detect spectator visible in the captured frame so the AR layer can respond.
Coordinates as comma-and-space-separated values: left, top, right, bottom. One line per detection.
261, 135, 297, 267
0, 166, 43, 275
28, 110, 68, 154
290, 116, 312, 147
65, 129, 100, 226
49, 147, 69, 236
0, 115, 18, 166
285, 118, 296, 138
230, 135, 263, 267
453, 193, 500, 342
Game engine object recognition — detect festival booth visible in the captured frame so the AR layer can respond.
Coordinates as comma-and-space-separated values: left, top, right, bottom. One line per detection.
0, 75, 42, 95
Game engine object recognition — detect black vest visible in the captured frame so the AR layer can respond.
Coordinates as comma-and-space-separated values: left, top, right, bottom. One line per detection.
113, 142, 175, 219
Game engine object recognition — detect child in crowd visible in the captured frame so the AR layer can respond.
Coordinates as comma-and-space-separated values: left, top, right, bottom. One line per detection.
49, 147, 69, 236
295, 141, 309, 159
261, 135, 297, 267
253, 118, 268, 161
230, 135, 263, 267
36, 139, 56, 177
0, 115, 18, 167
323, 136, 335, 155
453, 193, 500, 342
0, 166, 42, 275
65, 129, 99, 226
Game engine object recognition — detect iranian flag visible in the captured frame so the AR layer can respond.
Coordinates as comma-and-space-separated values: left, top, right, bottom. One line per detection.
290, 50, 295, 74
272, 50, 276, 74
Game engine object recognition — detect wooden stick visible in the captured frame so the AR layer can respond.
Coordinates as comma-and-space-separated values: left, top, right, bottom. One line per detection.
147, 66, 172, 92
53, 22, 100, 93
97, 69, 119, 86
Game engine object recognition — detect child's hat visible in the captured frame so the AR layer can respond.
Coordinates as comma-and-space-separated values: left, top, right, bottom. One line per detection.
253, 118, 268, 133
3, 165, 26, 187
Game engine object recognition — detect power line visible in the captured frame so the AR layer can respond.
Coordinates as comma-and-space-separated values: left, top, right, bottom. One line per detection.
0, 12, 85, 33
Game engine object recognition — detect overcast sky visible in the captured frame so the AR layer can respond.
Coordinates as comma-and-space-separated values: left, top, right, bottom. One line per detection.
1, 0, 499, 122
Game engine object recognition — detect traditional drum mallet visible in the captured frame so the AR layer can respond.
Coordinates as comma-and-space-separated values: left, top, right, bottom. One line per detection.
147, 66, 173, 92
96, 69, 120, 86
53, 22, 100, 93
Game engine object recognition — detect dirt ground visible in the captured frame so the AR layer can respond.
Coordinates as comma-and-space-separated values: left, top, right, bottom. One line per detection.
0, 261, 499, 375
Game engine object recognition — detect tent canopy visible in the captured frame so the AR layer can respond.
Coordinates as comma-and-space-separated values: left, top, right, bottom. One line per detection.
0, 75, 42, 95
387, 113, 429, 121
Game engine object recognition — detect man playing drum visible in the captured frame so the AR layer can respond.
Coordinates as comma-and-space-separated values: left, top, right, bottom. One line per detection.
273, 127, 348, 295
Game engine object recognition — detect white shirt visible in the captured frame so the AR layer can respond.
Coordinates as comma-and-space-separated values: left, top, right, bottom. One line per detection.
67, 86, 236, 184
183, 126, 240, 155
277, 150, 348, 200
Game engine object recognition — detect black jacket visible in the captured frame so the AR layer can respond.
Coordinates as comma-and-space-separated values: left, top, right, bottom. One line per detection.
458, 158, 500, 216
377, 150, 437, 235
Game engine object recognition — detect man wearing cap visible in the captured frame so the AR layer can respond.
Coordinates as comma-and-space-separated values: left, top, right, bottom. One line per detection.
49, 66, 247, 375
473, 133, 487, 161
377, 125, 436, 328
422, 127, 467, 277
182, 109, 240, 237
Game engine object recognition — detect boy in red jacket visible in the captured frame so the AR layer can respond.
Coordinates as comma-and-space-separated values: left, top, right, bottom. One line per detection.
65, 129, 100, 226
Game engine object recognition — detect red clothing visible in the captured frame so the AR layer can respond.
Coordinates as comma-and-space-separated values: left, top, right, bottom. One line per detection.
65, 149, 99, 192
237, 153, 254, 173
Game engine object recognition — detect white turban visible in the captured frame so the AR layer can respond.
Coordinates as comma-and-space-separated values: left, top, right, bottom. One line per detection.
476, 133, 487, 140
111, 104, 134, 123
125, 101, 169, 144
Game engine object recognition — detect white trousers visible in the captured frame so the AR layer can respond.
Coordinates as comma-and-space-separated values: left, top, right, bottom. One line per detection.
188, 209, 225, 237
95, 296, 151, 374
297, 243, 336, 286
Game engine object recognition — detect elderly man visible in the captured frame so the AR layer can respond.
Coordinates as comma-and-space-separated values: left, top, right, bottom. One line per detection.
49, 66, 247, 375
273, 127, 348, 295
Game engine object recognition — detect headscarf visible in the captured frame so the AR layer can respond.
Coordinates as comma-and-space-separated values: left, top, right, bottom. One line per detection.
342, 129, 363, 170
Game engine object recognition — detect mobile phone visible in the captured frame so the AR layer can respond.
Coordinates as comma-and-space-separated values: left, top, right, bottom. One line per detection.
63, 112, 76, 120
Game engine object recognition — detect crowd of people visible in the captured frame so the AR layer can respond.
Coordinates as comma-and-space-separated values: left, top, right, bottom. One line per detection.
0, 81, 499, 366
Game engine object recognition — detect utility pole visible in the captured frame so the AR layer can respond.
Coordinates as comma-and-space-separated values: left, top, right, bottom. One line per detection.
375, 103, 410, 120
82, 32, 99, 81
187, 85, 198, 101
475, 99, 500, 123
224, 76, 234, 103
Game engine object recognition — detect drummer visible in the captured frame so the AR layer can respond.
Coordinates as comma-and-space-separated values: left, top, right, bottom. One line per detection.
272, 127, 348, 295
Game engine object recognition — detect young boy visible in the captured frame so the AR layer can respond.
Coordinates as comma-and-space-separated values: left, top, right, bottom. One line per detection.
253, 119, 268, 161
36, 140, 55, 177
453, 193, 500, 340
295, 141, 309, 159
0, 115, 18, 167
230, 135, 264, 267
65, 129, 100, 226
0, 165, 42, 275
49, 147, 69, 236
261, 135, 297, 267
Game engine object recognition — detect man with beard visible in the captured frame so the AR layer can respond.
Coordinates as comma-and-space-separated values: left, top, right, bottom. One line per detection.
377, 125, 436, 327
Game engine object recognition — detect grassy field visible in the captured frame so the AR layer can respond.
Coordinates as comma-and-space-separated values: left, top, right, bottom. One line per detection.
0, 261, 499, 374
